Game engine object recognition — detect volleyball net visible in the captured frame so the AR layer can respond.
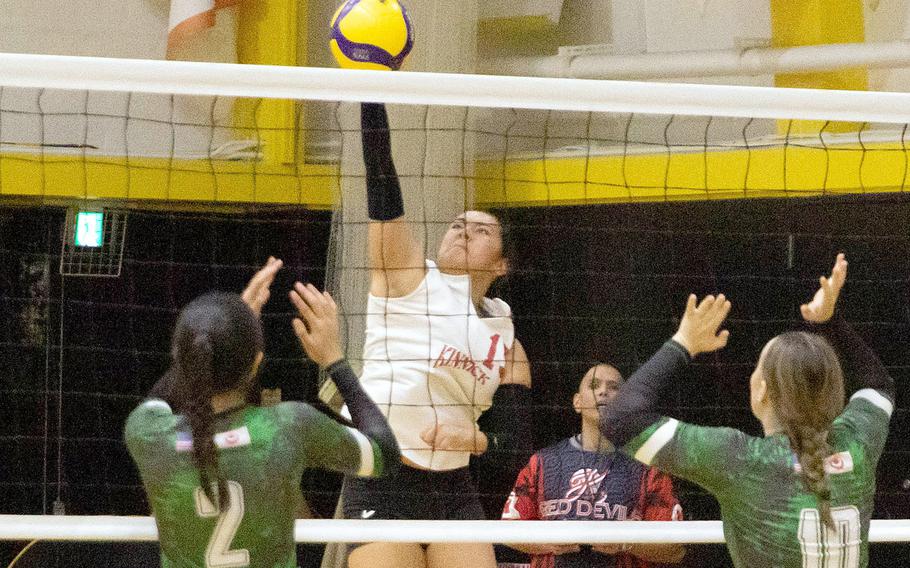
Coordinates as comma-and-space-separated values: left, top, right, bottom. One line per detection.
1, 52, 908, 563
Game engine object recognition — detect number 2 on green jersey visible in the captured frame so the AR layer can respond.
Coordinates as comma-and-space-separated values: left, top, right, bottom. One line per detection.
194, 481, 250, 568
798, 506, 860, 568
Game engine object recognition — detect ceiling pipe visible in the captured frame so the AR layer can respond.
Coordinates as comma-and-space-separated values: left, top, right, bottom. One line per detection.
479, 40, 910, 80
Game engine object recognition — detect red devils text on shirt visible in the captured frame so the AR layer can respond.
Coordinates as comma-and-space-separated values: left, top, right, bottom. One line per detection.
503, 437, 682, 568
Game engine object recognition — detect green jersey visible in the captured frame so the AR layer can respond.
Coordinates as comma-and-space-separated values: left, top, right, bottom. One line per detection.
125, 399, 381, 568
625, 388, 892, 568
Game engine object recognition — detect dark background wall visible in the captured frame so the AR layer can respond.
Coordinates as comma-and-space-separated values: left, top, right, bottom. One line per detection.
491, 194, 910, 566
2, 194, 908, 567
0, 206, 333, 567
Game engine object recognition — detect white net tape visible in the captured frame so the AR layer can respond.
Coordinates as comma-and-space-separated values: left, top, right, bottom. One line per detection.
4, 52, 910, 122
1, 517, 909, 544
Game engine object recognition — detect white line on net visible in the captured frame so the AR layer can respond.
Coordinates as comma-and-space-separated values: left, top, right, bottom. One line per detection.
1, 516, 909, 543
3, 52, 910, 123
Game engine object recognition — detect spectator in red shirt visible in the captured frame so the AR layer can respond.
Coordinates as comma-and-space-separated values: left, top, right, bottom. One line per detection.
502, 364, 685, 568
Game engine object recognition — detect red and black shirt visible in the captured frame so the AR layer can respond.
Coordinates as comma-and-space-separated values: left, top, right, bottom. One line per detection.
502, 436, 682, 568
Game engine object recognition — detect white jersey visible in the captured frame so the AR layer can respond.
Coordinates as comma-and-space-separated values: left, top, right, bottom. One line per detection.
358, 259, 515, 470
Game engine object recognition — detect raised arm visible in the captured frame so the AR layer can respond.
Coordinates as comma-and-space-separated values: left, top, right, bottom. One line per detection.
800, 254, 895, 401
291, 282, 400, 476
361, 102, 425, 297
600, 294, 731, 448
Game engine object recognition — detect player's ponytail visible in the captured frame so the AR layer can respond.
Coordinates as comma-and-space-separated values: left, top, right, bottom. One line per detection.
791, 422, 834, 526
165, 292, 264, 510
180, 334, 227, 508
763, 331, 844, 530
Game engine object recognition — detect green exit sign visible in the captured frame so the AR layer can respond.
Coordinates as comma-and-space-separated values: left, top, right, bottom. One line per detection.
75, 211, 104, 247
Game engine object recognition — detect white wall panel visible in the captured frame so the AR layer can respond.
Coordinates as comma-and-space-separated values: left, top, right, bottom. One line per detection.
642, 0, 770, 53
865, 1, 910, 92
0, 1, 237, 157
0, 0, 169, 58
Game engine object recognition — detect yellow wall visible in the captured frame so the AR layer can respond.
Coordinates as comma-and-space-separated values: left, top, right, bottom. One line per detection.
5, 138, 904, 210
0, 0, 338, 210
770, 0, 867, 134
234, 0, 300, 166
2, 1, 897, 211
0, 153, 337, 208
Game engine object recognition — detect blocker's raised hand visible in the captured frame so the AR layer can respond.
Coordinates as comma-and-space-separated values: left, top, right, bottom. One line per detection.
800, 253, 848, 324
290, 282, 344, 368
241, 257, 283, 317
671, 294, 731, 357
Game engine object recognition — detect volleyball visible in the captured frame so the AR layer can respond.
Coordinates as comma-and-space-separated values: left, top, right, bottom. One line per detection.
329, 0, 414, 71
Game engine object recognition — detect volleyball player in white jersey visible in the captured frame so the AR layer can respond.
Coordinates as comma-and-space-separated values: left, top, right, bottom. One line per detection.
343, 102, 532, 568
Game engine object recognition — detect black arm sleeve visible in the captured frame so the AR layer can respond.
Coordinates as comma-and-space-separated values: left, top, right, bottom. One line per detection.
472, 384, 534, 519
599, 340, 691, 448
809, 314, 895, 402
361, 102, 404, 221
326, 359, 401, 476
479, 384, 533, 459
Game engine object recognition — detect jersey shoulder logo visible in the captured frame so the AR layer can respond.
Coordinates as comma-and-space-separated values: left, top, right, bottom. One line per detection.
824, 451, 854, 474
792, 451, 854, 475
175, 426, 252, 452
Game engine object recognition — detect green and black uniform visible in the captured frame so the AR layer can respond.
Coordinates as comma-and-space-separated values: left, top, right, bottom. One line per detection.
601, 316, 894, 568
126, 360, 398, 568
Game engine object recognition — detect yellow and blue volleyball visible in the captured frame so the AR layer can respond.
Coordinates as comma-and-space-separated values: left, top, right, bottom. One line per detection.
330, 0, 414, 71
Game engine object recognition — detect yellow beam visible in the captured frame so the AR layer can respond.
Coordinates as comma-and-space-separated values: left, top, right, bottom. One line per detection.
235, 0, 300, 166
770, 0, 867, 134
475, 140, 910, 207
478, 16, 559, 53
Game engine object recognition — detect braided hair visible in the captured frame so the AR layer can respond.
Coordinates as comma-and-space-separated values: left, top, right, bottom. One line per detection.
763, 331, 844, 529
165, 292, 263, 509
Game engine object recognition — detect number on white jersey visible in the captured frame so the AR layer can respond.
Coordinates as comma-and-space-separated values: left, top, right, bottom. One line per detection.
483, 334, 501, 369
797, 506, 860, 568
194, 481, 250, 568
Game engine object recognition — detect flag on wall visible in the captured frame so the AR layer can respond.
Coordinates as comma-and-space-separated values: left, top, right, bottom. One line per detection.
167, 0, 243, 59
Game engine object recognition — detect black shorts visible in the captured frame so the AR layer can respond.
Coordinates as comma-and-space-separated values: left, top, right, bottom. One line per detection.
343, 464, 485, 522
